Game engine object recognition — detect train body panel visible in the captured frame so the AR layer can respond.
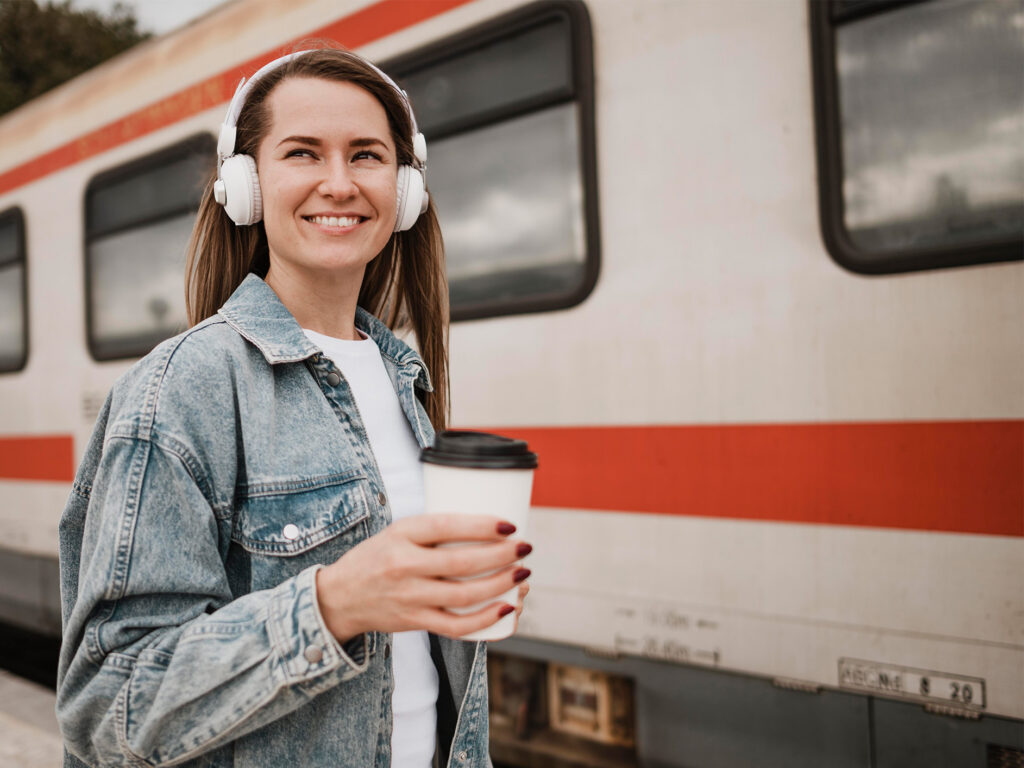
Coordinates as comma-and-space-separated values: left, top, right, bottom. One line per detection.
0, 0, 1020, 757
524, 508, 1023, 717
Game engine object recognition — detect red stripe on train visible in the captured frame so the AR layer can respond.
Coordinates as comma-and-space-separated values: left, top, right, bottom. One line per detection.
0, 0, 474, 196
0, 435, 74, 482
3, 422, 1021, 536
473, 421, 1024, 537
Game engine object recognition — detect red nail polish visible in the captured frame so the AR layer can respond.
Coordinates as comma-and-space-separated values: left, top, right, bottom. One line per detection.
498, 604, 514, 617
513, 568, 531, 583
516, 543, 532, 557
497, 522, 517, 535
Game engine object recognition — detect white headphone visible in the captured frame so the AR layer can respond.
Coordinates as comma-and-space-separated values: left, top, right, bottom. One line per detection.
213, 50, 428, 231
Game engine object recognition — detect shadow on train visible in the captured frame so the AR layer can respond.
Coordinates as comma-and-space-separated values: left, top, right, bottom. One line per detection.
0, 620, 60, 689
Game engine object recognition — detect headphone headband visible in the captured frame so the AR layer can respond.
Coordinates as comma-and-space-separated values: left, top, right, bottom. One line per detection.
217, 50, 423, 165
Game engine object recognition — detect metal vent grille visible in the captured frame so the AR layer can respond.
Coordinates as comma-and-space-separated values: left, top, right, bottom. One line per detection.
988, 744, 1024, 768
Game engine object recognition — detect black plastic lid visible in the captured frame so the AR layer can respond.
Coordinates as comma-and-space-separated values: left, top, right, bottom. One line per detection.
421, 430, 538, 469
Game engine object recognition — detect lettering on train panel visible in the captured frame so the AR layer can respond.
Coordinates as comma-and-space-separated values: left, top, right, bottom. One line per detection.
838, 658, 986, 710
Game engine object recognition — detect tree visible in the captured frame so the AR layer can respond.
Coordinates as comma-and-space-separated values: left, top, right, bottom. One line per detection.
0, 0, 149, 116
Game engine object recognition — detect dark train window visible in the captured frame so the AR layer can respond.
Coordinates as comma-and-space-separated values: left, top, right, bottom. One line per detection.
85, 135, 214, 360
387, 0, 598, 320
0, 208, 27, 373
810, 0, 1024, 274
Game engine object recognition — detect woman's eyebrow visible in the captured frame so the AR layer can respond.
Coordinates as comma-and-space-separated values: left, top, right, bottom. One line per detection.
274, 136, 389, 149
276, 135, 321, 148
349, 137, 388, 149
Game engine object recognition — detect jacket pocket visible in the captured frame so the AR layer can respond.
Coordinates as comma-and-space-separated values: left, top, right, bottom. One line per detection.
232, 472, 371, 588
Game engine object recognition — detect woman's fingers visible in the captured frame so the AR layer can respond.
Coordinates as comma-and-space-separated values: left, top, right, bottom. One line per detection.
413, 565, 525, 608
426, 579, 530, 638
419, 538, 531, 578
418, 602, 515, 639
394, 514, 532, 579
398, 514, 517, 546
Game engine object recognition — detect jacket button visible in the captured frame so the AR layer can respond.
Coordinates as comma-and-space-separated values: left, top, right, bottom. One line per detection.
458, 751, 468, 762
282, 524, 299, 540
377, 491, 387, 506
304, 646, 323, 663
384, 644, 391, 659
326, 372, 341, 387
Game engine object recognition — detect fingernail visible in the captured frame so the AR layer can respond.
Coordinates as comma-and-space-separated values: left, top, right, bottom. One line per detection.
516, 543, 532, 557
497, 522, 517, 535
498, 604, 515, 617
513, 568, 531, 583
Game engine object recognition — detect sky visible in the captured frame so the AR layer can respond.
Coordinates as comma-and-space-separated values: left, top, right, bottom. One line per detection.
68, 0, 230, 36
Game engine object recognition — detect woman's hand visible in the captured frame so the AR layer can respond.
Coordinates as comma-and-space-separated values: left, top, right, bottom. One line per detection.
315, 514, 532, 642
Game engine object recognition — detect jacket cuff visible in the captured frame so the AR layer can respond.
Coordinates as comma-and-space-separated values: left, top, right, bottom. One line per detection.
268, 565, 369, 685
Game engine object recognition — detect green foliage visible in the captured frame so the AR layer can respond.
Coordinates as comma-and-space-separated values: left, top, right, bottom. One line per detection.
0, 0, 149, 116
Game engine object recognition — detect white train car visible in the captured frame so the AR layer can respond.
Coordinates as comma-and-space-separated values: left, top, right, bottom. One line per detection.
0, 0, 1021, 765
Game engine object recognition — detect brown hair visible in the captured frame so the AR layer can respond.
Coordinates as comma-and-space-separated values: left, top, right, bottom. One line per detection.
185, 46, 449, 430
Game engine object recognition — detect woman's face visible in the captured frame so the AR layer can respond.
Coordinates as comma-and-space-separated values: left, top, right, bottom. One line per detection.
256, 76, 398, 284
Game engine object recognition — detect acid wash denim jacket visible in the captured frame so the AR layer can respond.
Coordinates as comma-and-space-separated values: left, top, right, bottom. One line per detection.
57, 274, 491, 768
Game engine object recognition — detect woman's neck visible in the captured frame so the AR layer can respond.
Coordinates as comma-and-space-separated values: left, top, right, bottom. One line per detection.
264, 261, 366, 341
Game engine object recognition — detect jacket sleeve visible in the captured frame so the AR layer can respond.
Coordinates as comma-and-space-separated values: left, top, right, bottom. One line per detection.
56, 433, 369, 767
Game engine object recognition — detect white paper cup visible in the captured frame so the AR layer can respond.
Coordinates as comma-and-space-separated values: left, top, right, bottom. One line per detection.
421, 431, 538, 641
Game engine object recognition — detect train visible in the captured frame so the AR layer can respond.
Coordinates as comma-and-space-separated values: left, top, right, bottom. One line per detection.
0, 0, 1021, 765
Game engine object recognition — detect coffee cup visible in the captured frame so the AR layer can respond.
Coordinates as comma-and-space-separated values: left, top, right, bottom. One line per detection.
420, 430, 538, 641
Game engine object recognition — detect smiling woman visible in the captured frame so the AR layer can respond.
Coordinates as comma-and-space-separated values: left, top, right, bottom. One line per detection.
55, 47, 530, 768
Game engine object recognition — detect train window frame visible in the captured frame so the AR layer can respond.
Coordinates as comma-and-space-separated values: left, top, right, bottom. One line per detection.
0, 207, 27, 374
383, 0, 599, 321
83, 133, 215, 362
809, 0, 1024, 274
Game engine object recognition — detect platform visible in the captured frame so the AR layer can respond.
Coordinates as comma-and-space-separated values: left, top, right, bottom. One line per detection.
0, 669, 62, 767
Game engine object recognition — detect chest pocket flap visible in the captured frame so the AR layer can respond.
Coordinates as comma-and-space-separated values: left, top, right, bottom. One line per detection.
234, 472, 371, 556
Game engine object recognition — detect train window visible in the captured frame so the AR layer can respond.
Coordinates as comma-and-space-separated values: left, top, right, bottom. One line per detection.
810, 0, 1024, 273
0, 208, 26, 373
85, 135, 214, 360
388, 0, 598, 320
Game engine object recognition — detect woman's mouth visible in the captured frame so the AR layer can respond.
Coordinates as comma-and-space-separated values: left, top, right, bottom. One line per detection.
303, 214, 366, 230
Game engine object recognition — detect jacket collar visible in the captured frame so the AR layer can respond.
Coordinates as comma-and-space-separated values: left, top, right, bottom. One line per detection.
218, 273, 433, 391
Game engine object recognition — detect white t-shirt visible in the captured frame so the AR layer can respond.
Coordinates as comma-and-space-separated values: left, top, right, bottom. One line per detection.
303, 327, 439, 768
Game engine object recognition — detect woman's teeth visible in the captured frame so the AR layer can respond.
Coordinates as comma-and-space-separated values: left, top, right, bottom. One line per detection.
308, 215, 361, 227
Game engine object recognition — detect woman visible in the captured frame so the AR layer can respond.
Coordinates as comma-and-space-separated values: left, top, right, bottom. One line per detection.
56, 47, 530, 768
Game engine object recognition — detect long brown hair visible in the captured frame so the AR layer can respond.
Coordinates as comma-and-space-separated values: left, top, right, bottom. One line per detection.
185, 46, 449, 429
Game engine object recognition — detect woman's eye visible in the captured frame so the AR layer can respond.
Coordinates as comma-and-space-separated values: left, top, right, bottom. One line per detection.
286, 149, 315, 159
353, 150, 383, 162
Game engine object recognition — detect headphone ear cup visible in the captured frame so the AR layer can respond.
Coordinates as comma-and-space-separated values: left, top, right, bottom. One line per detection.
394, 164, 425, 232
219, 154, 262, 225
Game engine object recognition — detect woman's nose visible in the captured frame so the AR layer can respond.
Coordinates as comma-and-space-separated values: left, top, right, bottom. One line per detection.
318, 159, 358, 199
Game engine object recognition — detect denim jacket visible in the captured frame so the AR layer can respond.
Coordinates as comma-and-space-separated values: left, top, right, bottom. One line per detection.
56, 274, 491, 768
